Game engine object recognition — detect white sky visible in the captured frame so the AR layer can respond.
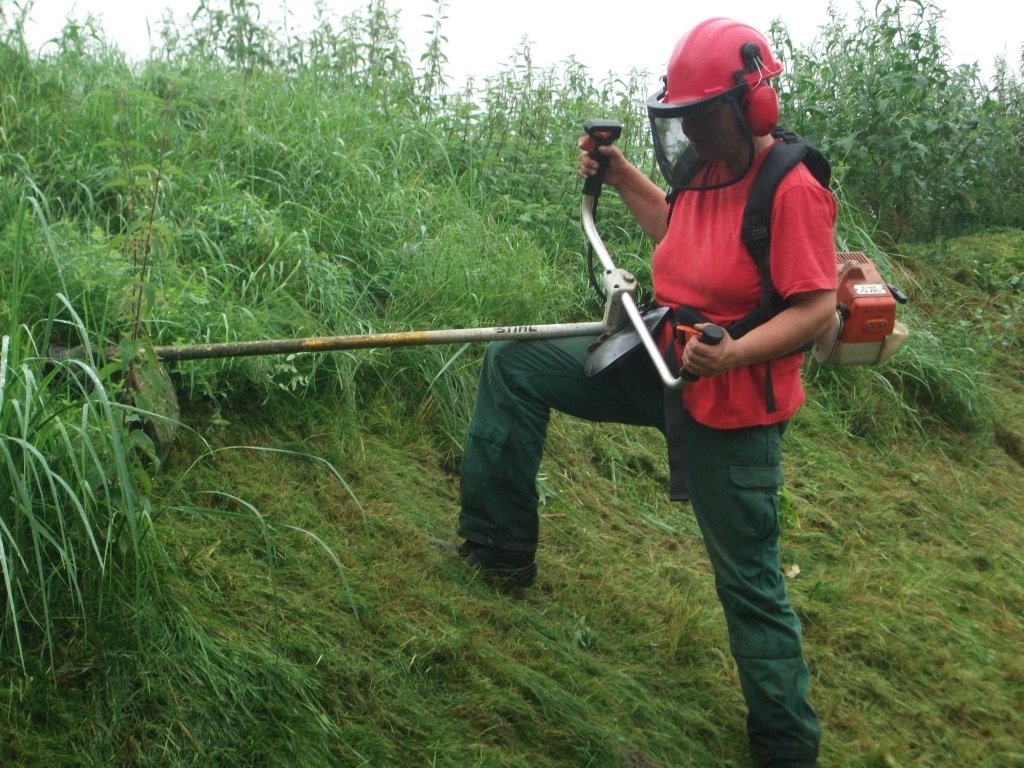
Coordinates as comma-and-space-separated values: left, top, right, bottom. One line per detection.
16, 0, 1024, 84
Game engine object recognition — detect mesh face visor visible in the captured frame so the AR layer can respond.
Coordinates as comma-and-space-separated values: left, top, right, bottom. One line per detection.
646, 84, 752, 192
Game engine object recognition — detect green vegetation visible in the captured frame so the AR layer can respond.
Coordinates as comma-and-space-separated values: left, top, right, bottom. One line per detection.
2, 1, 1022, 766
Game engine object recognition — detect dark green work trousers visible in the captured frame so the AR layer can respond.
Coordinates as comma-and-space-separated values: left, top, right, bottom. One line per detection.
458, 336, 820, 763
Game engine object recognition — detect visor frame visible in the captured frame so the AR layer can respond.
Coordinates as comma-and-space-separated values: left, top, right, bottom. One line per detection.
645, 81, 748, 121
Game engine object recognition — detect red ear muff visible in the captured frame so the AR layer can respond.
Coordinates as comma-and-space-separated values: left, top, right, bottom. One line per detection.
738, 40, 780, 136
745, 82, 779, 136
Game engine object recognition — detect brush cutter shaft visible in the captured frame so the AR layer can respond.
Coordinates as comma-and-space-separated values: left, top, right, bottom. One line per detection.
151, 197, 669, 375
150, 322, 607, 361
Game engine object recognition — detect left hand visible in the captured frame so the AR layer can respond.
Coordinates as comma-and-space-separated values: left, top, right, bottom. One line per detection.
681, 323, 734, 378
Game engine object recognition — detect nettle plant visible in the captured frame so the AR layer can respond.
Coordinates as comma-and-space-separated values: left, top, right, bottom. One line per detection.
772, 0, 1023, 243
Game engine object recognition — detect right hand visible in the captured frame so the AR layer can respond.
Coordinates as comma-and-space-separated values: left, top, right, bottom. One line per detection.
578, 136, 628, 189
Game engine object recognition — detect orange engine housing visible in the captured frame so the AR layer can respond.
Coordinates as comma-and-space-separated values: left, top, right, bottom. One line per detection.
811, 251, 908, 366
835, 251, 896, 344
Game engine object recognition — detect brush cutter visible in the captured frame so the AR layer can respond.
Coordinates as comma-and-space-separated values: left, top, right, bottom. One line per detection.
145, 119, 677, 381
49, 119, 685, 451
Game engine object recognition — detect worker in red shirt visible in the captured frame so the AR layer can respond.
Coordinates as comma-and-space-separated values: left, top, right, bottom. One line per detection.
457, 18, 837, 768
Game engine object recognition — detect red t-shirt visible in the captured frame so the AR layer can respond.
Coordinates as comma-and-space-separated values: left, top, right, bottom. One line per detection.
652, 144, 838, 429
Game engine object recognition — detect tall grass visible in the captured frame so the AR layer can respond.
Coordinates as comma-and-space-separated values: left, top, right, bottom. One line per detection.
1, 202, 157, 669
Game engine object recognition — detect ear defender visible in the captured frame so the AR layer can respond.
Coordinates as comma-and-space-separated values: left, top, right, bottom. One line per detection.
745, 82, 779, 135
739, 41, 780, 136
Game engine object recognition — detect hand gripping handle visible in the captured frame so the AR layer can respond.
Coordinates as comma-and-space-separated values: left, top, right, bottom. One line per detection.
679, 324, 725, 382
582, 118, 623, 197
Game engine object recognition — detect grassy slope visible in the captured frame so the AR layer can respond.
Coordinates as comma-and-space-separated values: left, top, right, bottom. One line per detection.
14, 234, 1013, 767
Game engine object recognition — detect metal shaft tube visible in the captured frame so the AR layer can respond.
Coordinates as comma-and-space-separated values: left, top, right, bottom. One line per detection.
150, 321, 607, 361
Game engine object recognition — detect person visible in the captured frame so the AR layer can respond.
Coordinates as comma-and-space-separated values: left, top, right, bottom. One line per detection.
456, 17, 837, 768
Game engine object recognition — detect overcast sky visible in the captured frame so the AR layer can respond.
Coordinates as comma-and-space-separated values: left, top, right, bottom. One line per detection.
18, 0, 1024, 84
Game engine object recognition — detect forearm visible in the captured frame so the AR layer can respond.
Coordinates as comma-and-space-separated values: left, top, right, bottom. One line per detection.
610, 165, 670, 242
578, 142, 669, 241
682, 290, 837, 376
729, 291, 837, 367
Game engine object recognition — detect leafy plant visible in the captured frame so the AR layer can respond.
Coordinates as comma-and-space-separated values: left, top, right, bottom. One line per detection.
773, 0, 1023, 242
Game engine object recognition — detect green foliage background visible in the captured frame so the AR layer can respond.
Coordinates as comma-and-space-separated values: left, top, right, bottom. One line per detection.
2, 1, 1022, 766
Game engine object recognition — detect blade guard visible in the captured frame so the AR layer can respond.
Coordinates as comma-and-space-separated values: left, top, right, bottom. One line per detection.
584, 306, 671, 377
812, 251, 908, 366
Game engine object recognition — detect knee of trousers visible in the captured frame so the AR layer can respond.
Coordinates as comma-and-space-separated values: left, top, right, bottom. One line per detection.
480, 340, 527, 391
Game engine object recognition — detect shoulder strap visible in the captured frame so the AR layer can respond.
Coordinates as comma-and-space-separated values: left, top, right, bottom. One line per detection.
739, 129, 831, 412
741, 129, 832, 321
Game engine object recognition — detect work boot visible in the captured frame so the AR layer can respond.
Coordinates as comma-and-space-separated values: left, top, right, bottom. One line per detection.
458, 541, 537, 588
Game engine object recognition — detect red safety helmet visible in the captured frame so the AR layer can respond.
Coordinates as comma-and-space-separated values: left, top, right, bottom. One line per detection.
656, 18, 782, 129
647, 18, 783, 189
